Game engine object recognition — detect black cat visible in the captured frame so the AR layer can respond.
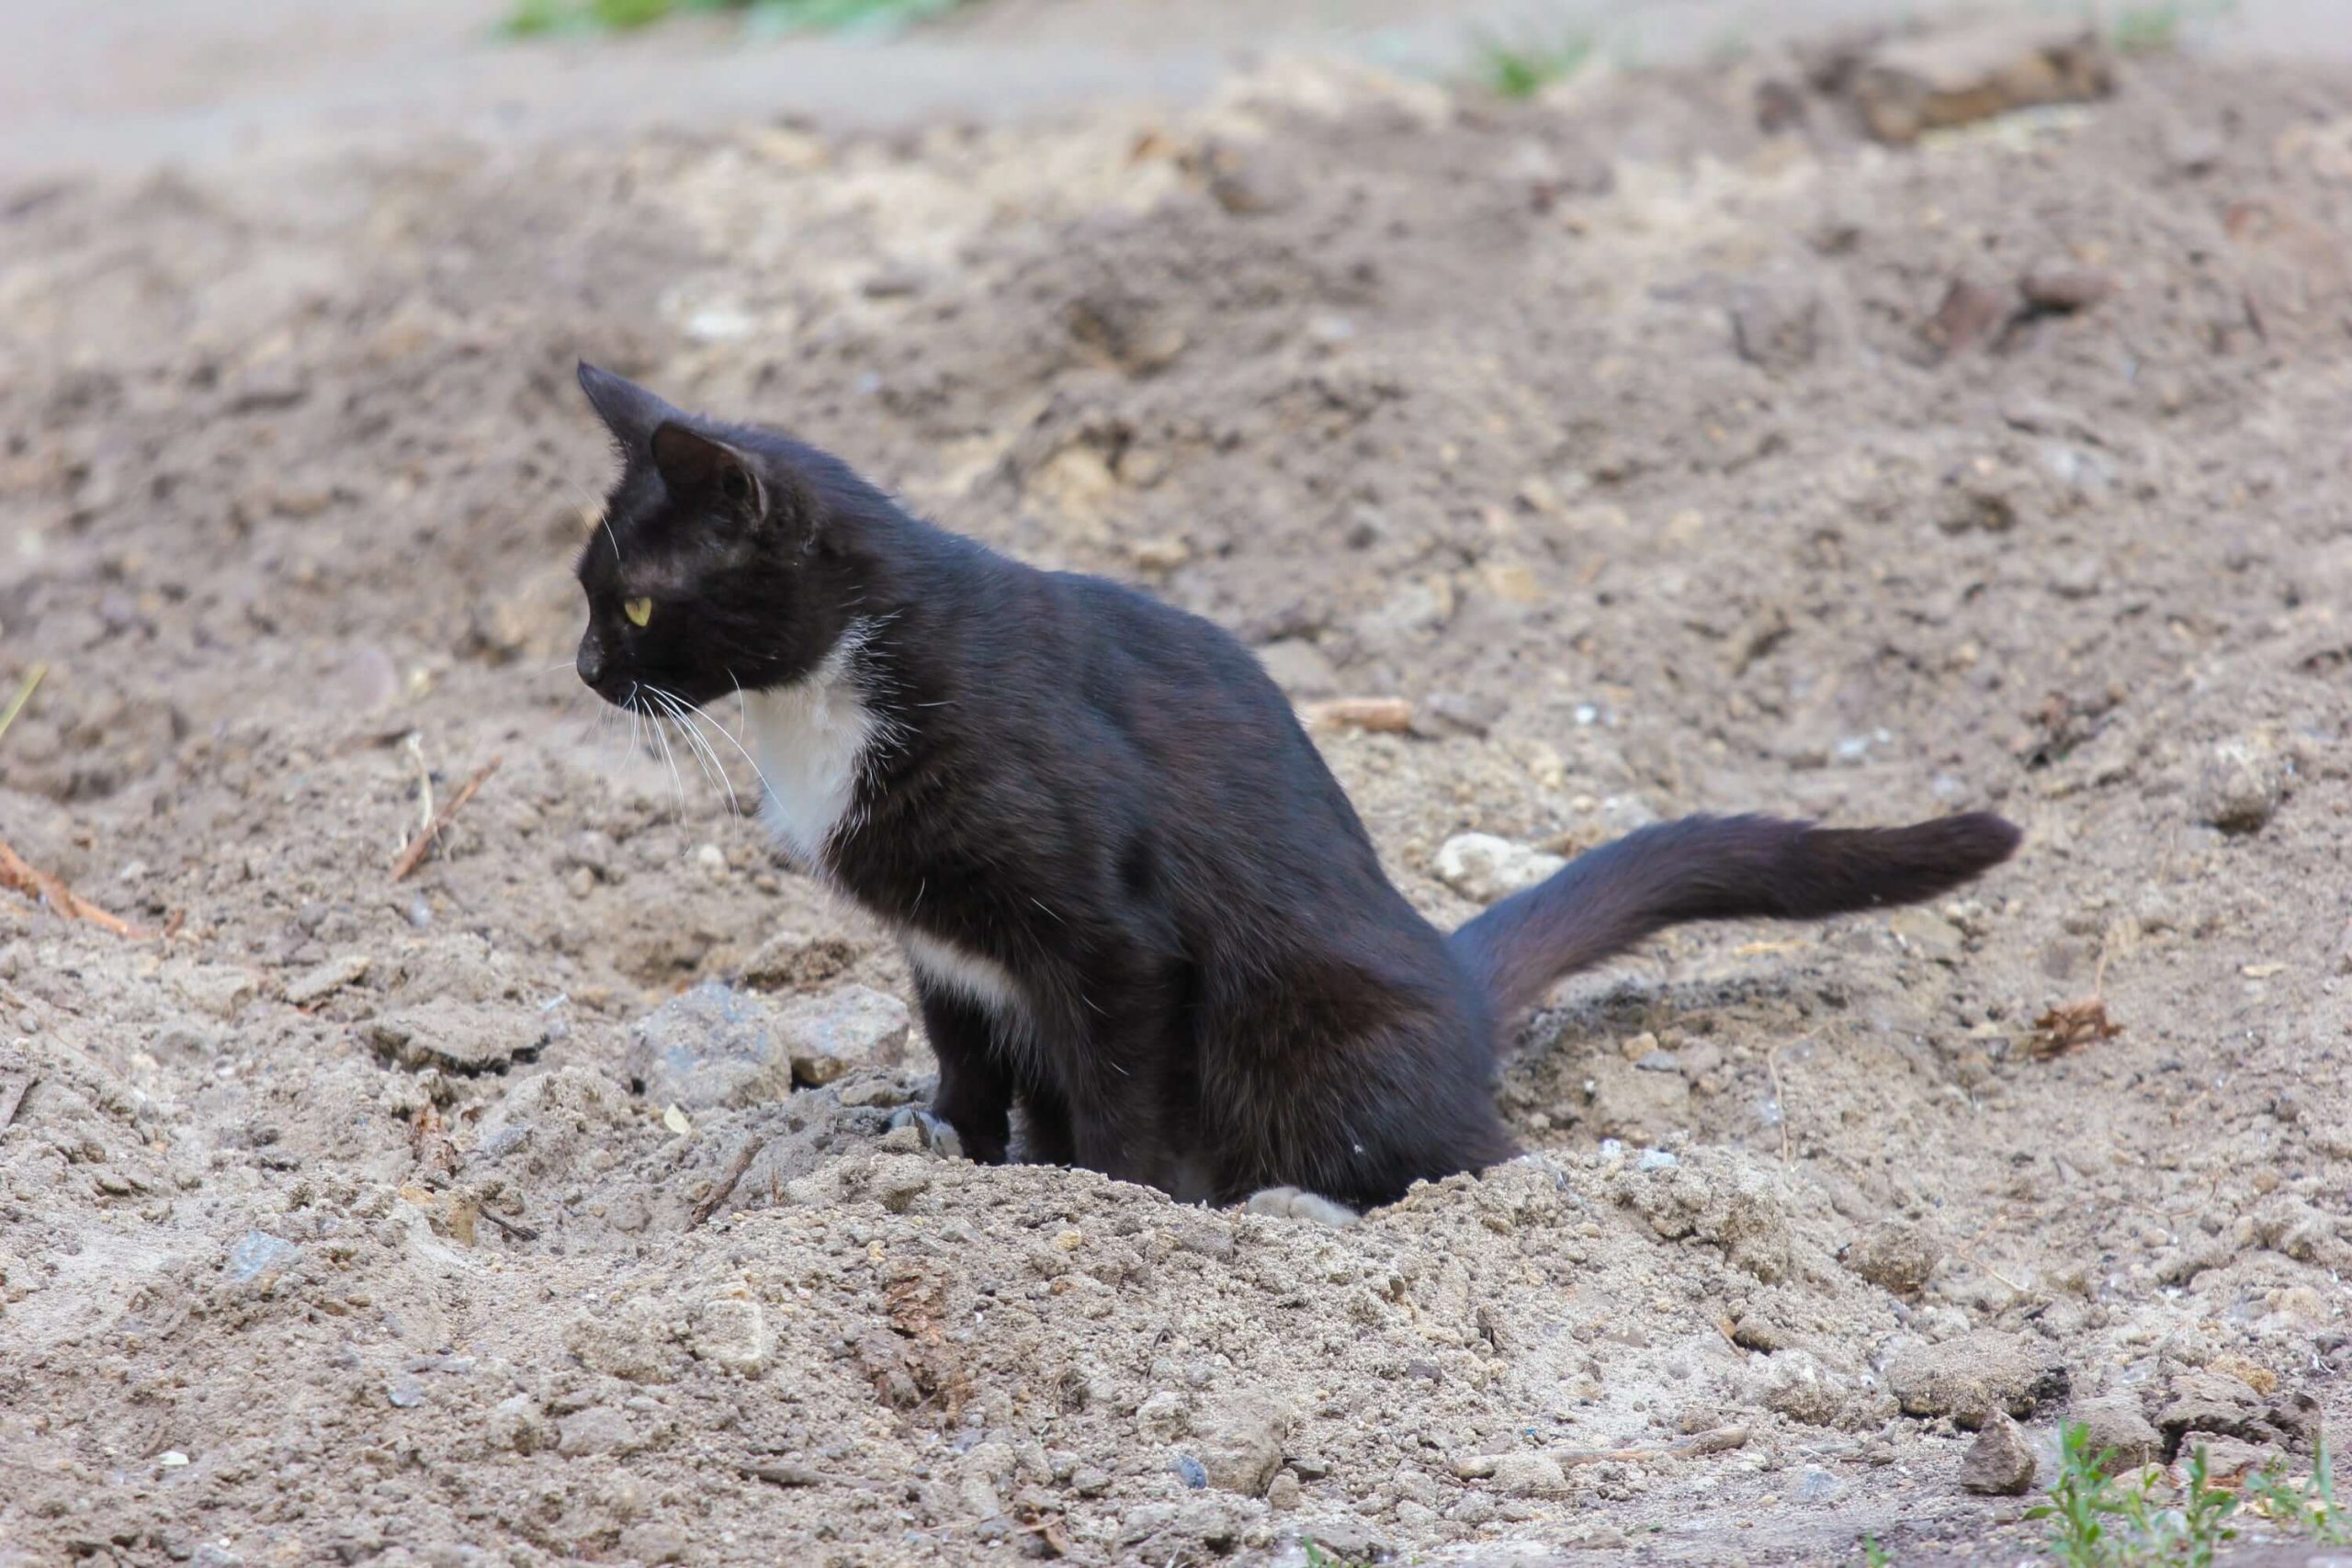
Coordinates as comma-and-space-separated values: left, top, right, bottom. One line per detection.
571, 363, 2020, 1223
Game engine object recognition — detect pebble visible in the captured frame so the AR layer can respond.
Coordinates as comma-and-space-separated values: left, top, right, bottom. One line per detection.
386, 1375, 427, 1408
1172, 1454, 1209, 1489
1433, 834, 1566, 904
1266, 1471, 1302, 1509
1845, 1218, 1944, 1295
556, 1405, 638, 1458
2193, 737, 2286, 833
1959, 1412, 2037, 1495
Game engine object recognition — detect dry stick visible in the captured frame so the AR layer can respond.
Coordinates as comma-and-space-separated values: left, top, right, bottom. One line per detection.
0, 662, 47, 748
0, 837, 153, 939
689, 1138, 764, 1230
390, 757, 502, 882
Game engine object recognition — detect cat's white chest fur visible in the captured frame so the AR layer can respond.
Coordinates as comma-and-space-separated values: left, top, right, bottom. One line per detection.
741, 634, 883, 870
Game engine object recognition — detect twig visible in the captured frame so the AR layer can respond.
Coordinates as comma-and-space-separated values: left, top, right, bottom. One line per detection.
390, 757, 502, 882
1765, 1041, 1792, 1165
0, 837, 153, 939
480, 1208, 540, 1243
0, 662, 47, 748
689, 1138, 764, 1229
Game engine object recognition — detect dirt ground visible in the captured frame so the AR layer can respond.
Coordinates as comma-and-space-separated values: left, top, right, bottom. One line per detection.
4, 27, 2352, 1568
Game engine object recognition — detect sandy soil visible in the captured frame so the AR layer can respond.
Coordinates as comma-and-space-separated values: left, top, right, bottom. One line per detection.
3, 30, 2351, 1568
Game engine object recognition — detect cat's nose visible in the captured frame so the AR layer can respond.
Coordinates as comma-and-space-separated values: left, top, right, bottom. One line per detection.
576, 637, 605, 689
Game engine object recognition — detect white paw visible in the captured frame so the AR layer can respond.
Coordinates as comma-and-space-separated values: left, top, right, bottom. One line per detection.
1243, 1186, 1360, 1229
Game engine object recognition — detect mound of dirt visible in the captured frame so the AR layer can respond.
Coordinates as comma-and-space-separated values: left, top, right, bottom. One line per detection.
2, 40, 2348, 1568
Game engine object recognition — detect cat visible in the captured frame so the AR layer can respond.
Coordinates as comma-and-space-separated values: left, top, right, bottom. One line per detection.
571, 362, 2021, 1223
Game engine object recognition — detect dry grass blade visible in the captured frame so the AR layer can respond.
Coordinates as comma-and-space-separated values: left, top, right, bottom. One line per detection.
0, 662, 48, 748
688, 1138, 763, 1229
0, 837, 154, 939
390, 757, 503, 882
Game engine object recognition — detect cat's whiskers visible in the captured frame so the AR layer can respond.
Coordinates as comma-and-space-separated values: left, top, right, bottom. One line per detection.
650, 686, 740, 821
643, 695, 688, 822
674, 688, 778, 818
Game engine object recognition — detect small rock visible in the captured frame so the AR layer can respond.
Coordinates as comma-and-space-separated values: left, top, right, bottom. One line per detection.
1191, 1392, 1289, 1495
2021, 266, 2116, 314
1730, 281, 1823, 375
1886, 1331, 2069, 1427
741, 928, 856, 991
692, 1296, 771, 1376
169, 962, 259, 1021
1959, 1412, 2037, 1495
2193, 737, 2286, 833
2163, 121, 2224, 175
555, 1405, 639, 1458
1887, 908, 1964, 965
1266, 1471, 1302, 1510
1846, 1219, 1944, 1295
366, 998, 542, 1074
386, 1375, 427, 1409
626, 984, 792, 1110
1433, 833, 1566, 904
488, 1393, 553, 1454
225, 1231, 300, 1285
1489, 1452, 1571, 1497
2179, 1433, 2275, 1483
284, 953, 370, 1007
1928, 277, 2018, 357
1795, 1468, 1844, 1503
781, 985, 910, 1087
1136, 1390, 1191, 1442
1172, 1454, 1209, 1489
868, 1155, 932, 1214
1851, 19, 2114, 146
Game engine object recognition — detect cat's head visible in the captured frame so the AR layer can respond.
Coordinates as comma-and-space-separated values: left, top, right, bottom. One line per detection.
571, 364, 846, 709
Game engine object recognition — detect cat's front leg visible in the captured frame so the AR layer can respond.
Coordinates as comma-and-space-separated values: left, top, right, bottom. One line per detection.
915, 984, 1013, 1165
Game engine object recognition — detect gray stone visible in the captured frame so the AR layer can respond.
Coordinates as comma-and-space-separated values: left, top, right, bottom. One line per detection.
1489, 1452, 1570, 1497
365, 997, 542, 1074
625, 984, 792, 1110
283, 953, 370, 1007
1845, 1219, 1943, 1295
780, 985, 910, 1088
740, 928, 856, 991
2070, 1396, 2161, 1472
555, 1405, 639, 1458
225, 1231, 300, 1285
1959, 1412, 2037, 1495
1886, 1331, 2069, 1428
2194, 737, 2286, 833
1191, 1391, 1289, 1495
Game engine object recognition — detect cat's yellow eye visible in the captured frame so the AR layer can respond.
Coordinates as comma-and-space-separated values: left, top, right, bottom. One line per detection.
623, 597, 652, 628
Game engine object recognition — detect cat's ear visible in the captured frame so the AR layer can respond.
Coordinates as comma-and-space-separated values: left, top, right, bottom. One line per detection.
577, 361, 679, 449
650, 422, 766, 523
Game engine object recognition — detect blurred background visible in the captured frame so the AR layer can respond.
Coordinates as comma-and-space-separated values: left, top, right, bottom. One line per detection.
4, 0, 2340, 175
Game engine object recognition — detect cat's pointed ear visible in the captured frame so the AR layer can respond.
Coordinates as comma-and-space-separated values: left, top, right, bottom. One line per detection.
650, 422, 766, 522
577, 361, 679, 448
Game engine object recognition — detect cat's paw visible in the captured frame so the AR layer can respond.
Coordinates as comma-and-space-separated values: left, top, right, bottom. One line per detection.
1242, 1186, 1360, 1229
888, 1106, 966, 1160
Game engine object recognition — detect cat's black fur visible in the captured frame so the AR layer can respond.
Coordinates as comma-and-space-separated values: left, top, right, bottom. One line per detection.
571, 364, 2022, 1212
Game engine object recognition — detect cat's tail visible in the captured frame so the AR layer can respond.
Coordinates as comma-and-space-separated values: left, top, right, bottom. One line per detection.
1449, 811, 2021, 1019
